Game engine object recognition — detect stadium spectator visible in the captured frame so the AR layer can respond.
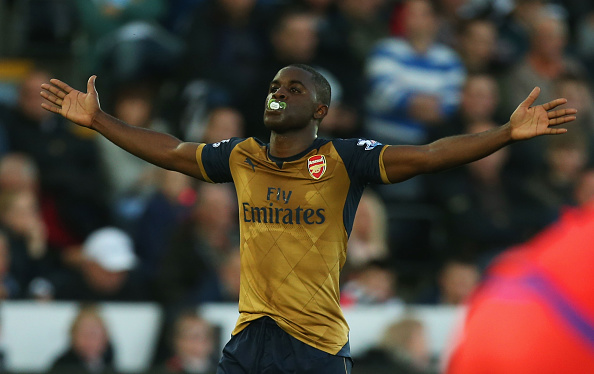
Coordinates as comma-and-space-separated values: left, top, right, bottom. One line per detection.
456, 18, 502, 75
345, 189, 389, 271
500, 7, 588, 177
49, 304, 118, 374
500, 6, 586, 114
73, 0, 182, 87
553, 74, 594, 165
496, 0, 546, 67
417, 257, 481, 305
190, 248, 241, 304
133, 169, 196, 287
154, 183, 238, 307
365, 0, 466, 145
521, 130, 588, 224
48, 227, 148, 302
171, 0, 276, 139
0, 189, 54, 298
340, 260, 401, 307
432, 73, 501, 139
2, 69, 110, 248
97, 81, 166, 207
157, 310, 218, 374
365, 0, 466, 277
430, 121, 539, 258
199, 107, 246, 145
355, 316, 437, 374
0, 152, 39, 194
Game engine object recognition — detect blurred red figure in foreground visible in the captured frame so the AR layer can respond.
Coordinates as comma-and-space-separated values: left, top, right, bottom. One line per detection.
446, 202, 594, 373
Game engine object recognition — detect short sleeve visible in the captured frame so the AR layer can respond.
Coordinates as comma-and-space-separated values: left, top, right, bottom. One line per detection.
196, 137, 244, 183
332, 138, 390, 184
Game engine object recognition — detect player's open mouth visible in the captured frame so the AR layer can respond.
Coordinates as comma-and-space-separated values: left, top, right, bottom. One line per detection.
267, 99, 287, 111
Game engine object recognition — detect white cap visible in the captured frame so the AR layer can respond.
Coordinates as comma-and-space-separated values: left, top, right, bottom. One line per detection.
83, 227, 137, 272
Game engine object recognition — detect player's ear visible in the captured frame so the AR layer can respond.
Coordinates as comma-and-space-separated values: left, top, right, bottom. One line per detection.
313, 104, 328, 120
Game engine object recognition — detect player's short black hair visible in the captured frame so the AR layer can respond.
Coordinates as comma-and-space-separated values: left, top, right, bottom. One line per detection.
288, 64, 332, 107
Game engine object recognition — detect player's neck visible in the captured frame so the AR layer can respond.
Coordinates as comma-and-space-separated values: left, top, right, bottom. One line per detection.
269, 130, 317, 159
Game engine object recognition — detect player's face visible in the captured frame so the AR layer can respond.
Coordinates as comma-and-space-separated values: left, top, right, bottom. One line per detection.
263, 67, 320, 133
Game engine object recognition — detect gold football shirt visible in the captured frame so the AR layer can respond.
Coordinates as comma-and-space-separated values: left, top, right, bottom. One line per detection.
196, 137, 389, 355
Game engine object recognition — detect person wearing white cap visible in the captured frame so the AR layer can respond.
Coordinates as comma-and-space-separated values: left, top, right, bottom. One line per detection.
46, 227, 148, 302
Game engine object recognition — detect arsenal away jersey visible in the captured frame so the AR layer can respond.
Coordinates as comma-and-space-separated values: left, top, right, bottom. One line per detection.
195, 137, 389, 355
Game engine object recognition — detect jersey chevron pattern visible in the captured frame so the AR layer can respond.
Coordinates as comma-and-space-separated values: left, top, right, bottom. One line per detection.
196, 137, 389, 355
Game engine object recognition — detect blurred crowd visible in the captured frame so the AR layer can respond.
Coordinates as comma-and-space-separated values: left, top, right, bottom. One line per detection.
1, 0, 594, 372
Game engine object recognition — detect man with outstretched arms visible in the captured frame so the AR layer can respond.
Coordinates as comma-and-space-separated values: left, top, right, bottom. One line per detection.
40, 64, 576, 374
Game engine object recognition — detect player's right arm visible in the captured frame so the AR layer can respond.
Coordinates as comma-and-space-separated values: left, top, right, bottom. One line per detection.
40, 75, 206, 180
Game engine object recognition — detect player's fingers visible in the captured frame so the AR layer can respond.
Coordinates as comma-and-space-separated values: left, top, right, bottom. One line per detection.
519, 87, 540, 108
40, 90, 63, 106
547, 108, 577, 119
49, 78, 73, 95
546, 127, 568, 135
41, 82, 67, 99
542, 98, 568, 111
41, 102, 61, 114
549, 115, 576, 126
87, 75, 97, 94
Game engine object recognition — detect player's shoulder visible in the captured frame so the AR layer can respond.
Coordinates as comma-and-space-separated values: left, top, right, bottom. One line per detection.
329, 138, 385, 162
210, 137, 247, 148
331, 137, 384, 151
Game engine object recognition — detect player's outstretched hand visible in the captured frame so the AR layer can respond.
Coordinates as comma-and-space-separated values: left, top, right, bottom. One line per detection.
40, 75, 101, 128
509, 87, 577, 141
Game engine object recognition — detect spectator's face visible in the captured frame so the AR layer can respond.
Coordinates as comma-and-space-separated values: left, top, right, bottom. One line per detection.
532, 17, 567, 60
273, 14, 318, 63
195, 185, 236, 230
0, 156, 38, 192
159, 170, 193, 203
467, 122, 509, 178
83, 261, 128, 294
114, 94, 152, 128
404, 0, 437, 41
359, 267, 396, 302
556, 80, 592, 115
19, 71, 52, 123
203, 108, 245, 144
439, 262, 480, 304
72, 315, 108, 363
462, 21, 497, 65
175, 318, 214, 361
461, 76, 499, 122
1, 191, 41, 236
548, 146, 587, 180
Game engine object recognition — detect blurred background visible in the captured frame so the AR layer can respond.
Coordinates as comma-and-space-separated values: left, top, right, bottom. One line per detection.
0, 0, 593, 373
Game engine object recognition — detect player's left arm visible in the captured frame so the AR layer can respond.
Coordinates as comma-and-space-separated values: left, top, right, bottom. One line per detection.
381, 87, 577, 183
